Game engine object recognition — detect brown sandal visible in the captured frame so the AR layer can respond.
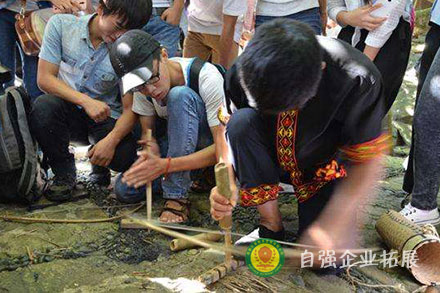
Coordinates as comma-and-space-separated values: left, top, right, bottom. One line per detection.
190, 167, 215, 193
159, 199, 191, 223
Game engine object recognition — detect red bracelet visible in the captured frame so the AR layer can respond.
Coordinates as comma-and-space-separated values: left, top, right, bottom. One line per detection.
163, 157, 172, 180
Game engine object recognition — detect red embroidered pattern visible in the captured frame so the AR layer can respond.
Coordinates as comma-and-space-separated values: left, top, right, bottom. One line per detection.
276, 110, 347, 203
340, 133, 392, 163
240, 184, 281, 206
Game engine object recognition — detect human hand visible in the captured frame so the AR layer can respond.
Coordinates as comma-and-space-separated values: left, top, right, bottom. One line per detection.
209, 183, 238, 221
122, 151, 166, 188
88, 137, 117, 167
51, 0, 80, 14
137, 137, 160, 156
161, 6, 182, 26
82, 98, 111, 123
342, 4, 387, 31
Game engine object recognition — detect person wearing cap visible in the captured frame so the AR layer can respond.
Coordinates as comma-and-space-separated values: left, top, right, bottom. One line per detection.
30, 0, 153, 202
110, 30, 226, 223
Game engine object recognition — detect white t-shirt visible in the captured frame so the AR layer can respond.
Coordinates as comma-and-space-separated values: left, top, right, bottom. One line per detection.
256, 0, 319, 17
132, 57, 224, 128
153, 0, 170, 8
187, 0, 247, 43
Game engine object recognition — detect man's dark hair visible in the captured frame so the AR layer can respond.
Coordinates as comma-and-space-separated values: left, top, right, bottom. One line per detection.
99, 0, 152, 30
238, 19, 323, 114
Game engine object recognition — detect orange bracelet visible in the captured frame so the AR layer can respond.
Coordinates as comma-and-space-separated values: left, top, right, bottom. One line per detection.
163, 157, 172, 180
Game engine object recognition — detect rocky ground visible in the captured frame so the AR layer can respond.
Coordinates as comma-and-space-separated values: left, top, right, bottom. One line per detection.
1, 13, 439, 293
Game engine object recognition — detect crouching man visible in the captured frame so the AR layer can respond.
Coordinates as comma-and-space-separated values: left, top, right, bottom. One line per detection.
109, 30, 226, 223
30, 0, 153, 201
210, 19, 390, 251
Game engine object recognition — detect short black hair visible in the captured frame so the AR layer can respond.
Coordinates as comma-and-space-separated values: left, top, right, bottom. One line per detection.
99, 0, 152, 30
238, 19, 323, 114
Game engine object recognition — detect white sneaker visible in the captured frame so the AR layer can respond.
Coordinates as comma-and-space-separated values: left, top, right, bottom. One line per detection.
399, 203, 440, 225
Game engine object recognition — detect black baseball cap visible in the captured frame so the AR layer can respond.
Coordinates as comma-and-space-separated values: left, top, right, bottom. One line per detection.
110, 29, 161, 94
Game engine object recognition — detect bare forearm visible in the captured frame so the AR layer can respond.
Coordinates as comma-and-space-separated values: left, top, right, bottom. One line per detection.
171, 0, 184, 11
38, 73, 90, 106
219, 15, 239, 68
319, 0, 327, 13
336, 10, 350, 26
363, 45, 380, 61
168, 145, 217, 173
310, 156, 384, 247
106, 110, 138, 146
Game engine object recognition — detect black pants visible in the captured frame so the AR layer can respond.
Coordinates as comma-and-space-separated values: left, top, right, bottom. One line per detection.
30, 94, 137, 176
226, 108, 340, 235
338, 18, 412, 112
403, 23, 440, 195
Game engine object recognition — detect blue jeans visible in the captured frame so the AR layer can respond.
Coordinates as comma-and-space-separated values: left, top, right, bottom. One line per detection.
115, 86, 213, 202
255, 7, 322, 35
143, 14, 181, 58
0, 9, 43, 100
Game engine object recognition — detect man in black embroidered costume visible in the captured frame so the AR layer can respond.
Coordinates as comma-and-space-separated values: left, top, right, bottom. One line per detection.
210, 19, 391, 250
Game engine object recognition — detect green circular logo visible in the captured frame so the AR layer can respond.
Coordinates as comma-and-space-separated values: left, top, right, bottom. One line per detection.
245, 238, 285, 277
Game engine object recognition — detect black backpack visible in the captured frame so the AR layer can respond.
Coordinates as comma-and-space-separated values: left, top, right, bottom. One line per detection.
188, 58, 227, 95
0, 86, 44, 203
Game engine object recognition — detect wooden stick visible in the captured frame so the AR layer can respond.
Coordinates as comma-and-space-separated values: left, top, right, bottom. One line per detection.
0, 204, 144, 224
128, 216, 246, 257
145, 129, 153, 221
170, 232, 223, 252
214, 162, 233, 269
198, 259, 245, 285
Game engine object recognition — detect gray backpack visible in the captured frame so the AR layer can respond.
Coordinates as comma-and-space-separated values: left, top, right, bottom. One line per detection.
0, 86, 44, 203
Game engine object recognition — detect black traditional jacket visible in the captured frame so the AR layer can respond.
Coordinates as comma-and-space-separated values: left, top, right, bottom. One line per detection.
219, 37, 391, 204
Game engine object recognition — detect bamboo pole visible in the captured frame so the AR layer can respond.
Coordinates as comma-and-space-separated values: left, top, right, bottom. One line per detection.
128, 216, 246, 257
0, 203, 144, 224
214, 162, 233, 269
170, 232, 223, 252
198, 259, 245, 285
145, 129, 153, 221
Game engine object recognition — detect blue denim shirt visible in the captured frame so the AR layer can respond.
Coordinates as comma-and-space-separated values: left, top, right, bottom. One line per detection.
432, 0, 440, 26
39, 14, 122, 118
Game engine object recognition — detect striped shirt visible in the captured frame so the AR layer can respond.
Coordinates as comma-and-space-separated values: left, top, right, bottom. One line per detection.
328, 0, 412, 48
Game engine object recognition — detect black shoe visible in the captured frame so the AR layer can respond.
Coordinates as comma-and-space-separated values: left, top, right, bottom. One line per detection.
234, 225, 285, 260
235, 225, 285, 247
45, 174, 76, 202
89, 165, 111, 187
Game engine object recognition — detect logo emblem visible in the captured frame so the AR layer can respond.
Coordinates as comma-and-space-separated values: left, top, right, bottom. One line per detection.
245, 238, 284, 277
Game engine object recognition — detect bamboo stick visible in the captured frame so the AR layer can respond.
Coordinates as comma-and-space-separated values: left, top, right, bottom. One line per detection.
170, 232, 223, 252
198, 259, 245, 285
214, 162, 233, 269
128, 216, 246, 257
145, 129, 152, 221
0, 203, 144, 224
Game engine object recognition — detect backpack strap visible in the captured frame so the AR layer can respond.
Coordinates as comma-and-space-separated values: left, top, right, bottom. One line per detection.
8, 88, 37, 196
0, 88, 21, 172
213, 64, 227, 76
188, 58, 206, 96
